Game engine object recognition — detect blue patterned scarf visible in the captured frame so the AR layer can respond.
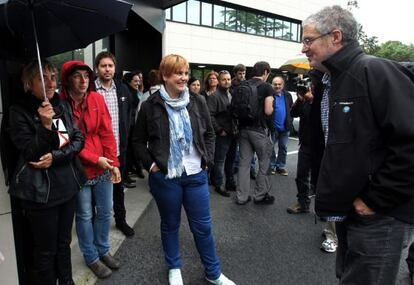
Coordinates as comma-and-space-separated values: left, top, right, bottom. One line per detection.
159, 85, 192, 178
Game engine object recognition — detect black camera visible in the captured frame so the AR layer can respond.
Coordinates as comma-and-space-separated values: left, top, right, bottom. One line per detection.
294, 77, 311, 96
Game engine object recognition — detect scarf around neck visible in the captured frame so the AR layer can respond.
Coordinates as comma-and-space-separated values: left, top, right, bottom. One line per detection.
159, 85, 193, 178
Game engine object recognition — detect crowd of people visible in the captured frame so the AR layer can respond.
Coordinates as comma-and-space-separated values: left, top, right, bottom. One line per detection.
5, 4, 414, 285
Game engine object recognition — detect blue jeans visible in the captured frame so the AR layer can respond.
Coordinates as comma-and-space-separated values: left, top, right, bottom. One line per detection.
270, 130, 290, 169
336, 213, 414, 284
149, 170, 221, 280
76, 178, 113, 265
213, 135, 237, 188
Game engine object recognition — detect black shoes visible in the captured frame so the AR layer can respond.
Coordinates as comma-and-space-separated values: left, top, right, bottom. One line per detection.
235, 196, 251, 205
123, 176, 136, 188
254, 193, 275, 205
286, 203, 310, 214
225, 183, 237, 192
214, 186, 231, 197
88, 260, 112, 279
116, 221, 135, 237
100, 253, 120, 270
250, 170, 256, 180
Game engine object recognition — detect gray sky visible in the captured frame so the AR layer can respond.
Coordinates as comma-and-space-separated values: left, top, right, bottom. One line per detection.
352, 0, 413, 44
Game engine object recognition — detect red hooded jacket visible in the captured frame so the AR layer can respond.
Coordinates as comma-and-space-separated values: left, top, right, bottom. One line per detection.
60, 60, 119, 180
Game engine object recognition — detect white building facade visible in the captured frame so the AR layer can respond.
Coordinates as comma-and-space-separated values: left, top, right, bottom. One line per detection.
163, 0, 348, 70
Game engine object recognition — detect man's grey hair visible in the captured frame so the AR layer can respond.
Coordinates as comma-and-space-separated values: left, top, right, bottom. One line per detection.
303, 5, 358, 43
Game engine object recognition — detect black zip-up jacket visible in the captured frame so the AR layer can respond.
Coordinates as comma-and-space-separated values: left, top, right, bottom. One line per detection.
206, 87, 235, 136
8, 93, 87, 206
315, 42, 414, 224
132, 90, 215, 175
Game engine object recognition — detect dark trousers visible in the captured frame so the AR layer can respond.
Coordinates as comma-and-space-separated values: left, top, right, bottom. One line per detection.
295, 144, 313, 208
405, 240, 414, 274
24, 196, 76, 285
213, 134, 237, 188
113, 154, 126, 224
336, 214, 413, 285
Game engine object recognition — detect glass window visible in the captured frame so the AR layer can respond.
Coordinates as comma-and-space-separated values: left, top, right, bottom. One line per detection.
282, 21, 292, 40
236, 10, 246, 32
187, 0, 200, 25
246, 12, 256, 34
95, 38, 109, 55
225, 7, 236, 31
256, 15, 266, 36
201, 2, 212, 26
213, 5, 225, 29
274, 19, 283, 38
291, 22, 299, 42
172, 2, 186, 23
165, 8, 171, 20
265, 17, 274, 37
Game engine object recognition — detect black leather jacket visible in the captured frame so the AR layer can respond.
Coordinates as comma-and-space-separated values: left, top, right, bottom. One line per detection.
8, 94, 87, 205
132, 90, 215, 175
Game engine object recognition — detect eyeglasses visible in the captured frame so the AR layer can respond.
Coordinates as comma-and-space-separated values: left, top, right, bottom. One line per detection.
302, 31, 332, 47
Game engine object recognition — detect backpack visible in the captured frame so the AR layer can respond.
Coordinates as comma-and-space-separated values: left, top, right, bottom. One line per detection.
231, 79, 262, 123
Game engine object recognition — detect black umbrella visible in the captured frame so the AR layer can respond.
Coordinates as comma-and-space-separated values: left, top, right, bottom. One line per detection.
0, 0, 132, 99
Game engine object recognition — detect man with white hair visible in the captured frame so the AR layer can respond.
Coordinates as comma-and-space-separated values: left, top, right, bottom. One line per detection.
303, 5, 414, 284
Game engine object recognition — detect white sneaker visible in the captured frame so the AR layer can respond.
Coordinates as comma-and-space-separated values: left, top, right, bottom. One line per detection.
206, 273, 236, 285
321, 238, 338, 253
168, 269, 183, 285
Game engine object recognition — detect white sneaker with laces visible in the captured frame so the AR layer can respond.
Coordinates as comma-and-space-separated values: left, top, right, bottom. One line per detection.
168, 269, 183, 285
206, 273, 236, 285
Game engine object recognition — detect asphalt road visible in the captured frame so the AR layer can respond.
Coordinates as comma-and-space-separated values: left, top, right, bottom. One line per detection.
97, 138, 412, 285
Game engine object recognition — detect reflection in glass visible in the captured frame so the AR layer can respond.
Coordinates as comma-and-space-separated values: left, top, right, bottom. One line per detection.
266, 17, 274, 37
201, 2, 212, 26
225, 7, 236, 31
172, 1, 186, 23
213, 5, 225, 28
282, 21, 292, 40
274, 19, 284, 38
236, 10, 246, 32
188, 0, 200, 25
246, 12, 256, 34
291, 23, 298, 42
256, 15, 266, 36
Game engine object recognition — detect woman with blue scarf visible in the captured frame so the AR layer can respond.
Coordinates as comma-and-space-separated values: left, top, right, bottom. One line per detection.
132, 55, 236, 285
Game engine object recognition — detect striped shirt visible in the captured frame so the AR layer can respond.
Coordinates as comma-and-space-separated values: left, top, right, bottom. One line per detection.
95, 78, 120, 156
320, 73, 346, 223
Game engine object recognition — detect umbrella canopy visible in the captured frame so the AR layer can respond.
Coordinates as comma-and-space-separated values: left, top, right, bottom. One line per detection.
279, 57, 311, 74
0, 0, 132, 60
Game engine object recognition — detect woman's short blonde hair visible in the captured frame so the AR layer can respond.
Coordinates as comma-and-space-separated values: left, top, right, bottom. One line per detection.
21, 60, 57, 92
159, 54, 189, 81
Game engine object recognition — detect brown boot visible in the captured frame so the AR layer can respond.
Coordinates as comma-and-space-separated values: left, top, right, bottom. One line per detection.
100, 253, 120, 270
88, 260, 112, 279
286, 203, 310, 214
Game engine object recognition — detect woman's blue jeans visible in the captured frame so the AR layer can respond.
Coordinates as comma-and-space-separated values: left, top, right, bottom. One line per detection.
149, 170, 221, 280
75, 179, 113, 265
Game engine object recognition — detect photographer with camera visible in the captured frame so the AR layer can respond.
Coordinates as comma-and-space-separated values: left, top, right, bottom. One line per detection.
269, 76, 293, 176
287, 76, 313, 214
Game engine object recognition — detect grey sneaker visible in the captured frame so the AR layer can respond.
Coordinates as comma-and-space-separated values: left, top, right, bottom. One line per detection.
88, 260, 112, 279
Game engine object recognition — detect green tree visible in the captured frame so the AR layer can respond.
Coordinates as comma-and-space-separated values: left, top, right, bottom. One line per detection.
374, 41, 414, 61
357, 24, 379, 55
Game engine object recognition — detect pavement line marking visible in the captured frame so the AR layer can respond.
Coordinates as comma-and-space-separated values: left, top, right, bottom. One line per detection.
287, 150, 299, 155
290, 137, 299, 141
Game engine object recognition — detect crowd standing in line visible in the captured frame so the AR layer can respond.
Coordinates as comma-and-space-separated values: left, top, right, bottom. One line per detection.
6, 4, 414, 285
